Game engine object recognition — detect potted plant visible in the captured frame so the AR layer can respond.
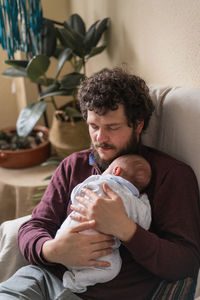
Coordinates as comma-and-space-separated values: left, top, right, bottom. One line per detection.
3, 13, 110, 158
0, 125, 50, 168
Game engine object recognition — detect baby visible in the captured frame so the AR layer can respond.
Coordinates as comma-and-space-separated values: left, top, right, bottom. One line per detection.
55, 154, 152, 293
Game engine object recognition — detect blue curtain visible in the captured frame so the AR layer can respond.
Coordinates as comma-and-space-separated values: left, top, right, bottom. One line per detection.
0, 0, 43, 58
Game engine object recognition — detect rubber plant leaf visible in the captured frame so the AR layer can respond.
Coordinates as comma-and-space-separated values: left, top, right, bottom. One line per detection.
67, 14, 86, 36
53, 44, 67, 59
26, 55, 50, 81
93, 18, 109, 46
60, 72, 85, 89
4, 60, 29, 68
84, 21, 98, 53
41, 19, 57, 57
2, 67, 27, 77
33, 77, 54, 87
16, 101, 47, 137
42, 161, 60, 167
56, 28, 75, 50
56, 48, 73, 79
57, 26, 84, 56
38, 89, 74, 100
88, 42, 107, 59
63, 20, 84, 41
39, 82, 60, 98
73, 59, 83, 73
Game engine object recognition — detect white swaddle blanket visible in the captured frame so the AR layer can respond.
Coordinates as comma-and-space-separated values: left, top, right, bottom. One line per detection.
56, 174, 151, 293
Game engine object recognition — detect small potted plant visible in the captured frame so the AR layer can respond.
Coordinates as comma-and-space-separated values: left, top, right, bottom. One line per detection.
3, 13, 110, 159
0, 125, 50, 168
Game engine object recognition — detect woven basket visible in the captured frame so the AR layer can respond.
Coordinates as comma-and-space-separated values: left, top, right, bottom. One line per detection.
49, 115, 90, 159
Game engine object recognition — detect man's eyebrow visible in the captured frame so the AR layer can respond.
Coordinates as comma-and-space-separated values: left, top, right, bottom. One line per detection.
87, 122, 124, 126
105, 123, 123, 126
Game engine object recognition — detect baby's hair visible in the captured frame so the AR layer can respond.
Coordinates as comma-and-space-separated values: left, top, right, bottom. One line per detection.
111, 154, 151, 191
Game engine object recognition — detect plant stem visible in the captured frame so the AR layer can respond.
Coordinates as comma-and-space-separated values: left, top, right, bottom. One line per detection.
42, 73, 58, 111
82, 57, 86, 75
51, 96, 58, 110
72, 93, 76, 108
37, 84, 49, 128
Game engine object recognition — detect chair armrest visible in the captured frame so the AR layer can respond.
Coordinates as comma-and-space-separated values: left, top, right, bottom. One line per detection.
0, 215, 31, 282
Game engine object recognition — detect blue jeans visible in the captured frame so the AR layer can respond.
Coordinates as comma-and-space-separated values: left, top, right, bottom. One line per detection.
0, 265, 82, 300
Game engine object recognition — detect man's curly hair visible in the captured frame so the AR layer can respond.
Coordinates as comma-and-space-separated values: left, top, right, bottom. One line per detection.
78, 67, 154, 131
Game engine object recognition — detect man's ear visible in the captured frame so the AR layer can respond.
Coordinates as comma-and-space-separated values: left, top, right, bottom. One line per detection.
137, 120, 144, 134
112, 166, 121, 176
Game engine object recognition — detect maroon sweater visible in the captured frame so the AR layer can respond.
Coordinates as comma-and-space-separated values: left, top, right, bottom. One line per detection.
18, 146, 200, 300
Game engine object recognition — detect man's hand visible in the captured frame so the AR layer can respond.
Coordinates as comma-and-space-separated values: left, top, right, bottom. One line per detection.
42, 220, 114, 267
70, 183, 137, 242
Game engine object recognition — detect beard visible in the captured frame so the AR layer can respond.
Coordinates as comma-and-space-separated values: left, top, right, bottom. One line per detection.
91, 132, 139, 172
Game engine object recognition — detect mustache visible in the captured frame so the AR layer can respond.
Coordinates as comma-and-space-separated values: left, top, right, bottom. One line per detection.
94, 143, 115, 149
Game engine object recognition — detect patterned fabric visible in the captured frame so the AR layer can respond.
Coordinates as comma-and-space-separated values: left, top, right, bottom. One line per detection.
152, 278, 197, 300
0, 0, 43, 58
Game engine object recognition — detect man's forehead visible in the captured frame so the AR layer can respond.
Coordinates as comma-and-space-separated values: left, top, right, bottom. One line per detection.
87, 105, 127, 123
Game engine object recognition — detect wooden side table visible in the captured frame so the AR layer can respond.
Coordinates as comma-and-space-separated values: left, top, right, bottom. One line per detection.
0, 164, 57, 223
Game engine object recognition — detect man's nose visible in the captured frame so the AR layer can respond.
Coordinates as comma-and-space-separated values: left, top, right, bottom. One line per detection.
96, 128, 108, 143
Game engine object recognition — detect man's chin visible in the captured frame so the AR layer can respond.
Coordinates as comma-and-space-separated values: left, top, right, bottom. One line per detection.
97, 149, 115, 161
92, 148, 115, 172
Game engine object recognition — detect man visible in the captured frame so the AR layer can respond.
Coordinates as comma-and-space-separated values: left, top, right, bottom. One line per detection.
0, 67, 200, 300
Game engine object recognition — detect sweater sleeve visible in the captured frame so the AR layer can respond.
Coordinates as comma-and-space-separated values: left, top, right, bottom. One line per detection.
123, 164, 200, 281
18, 159, 71, 278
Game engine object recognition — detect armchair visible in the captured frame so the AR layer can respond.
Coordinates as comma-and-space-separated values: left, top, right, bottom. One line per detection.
0, 85, 200, 299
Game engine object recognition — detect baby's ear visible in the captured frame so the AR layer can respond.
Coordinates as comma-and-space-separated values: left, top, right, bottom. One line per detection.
113, 166, 121, 176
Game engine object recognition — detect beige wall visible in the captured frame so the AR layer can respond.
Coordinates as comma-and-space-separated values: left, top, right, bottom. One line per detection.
0, 51, 18, 128
69, 0, 200, 87
1, 0, 200, 127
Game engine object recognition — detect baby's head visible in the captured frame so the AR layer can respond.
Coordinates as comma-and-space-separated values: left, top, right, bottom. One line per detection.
102, 154, 151, 192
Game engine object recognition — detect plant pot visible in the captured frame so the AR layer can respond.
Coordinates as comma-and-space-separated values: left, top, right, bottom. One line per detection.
49, 115, 90, 159
0, 125, 50, 169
